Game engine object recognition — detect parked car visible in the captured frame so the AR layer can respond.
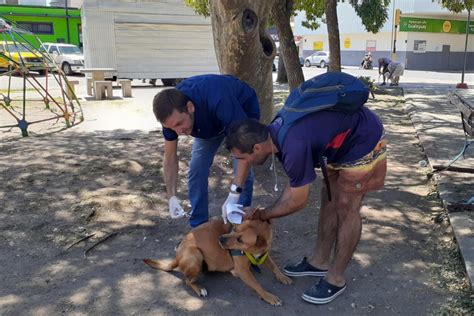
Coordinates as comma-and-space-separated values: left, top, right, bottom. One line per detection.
0, 41, 46, 75
304, 51, 330, 68
42, 43, 84, 75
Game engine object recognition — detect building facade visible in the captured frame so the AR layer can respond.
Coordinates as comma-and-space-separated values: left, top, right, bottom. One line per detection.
295, 0, 474, 71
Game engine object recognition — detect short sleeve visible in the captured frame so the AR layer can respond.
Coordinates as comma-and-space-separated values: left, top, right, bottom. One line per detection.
282, 140, 316, 187
163, 127, 178, 141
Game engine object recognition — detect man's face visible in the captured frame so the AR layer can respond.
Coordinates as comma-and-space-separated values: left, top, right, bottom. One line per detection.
162, 102, 195, 136
231, 146, 269, 166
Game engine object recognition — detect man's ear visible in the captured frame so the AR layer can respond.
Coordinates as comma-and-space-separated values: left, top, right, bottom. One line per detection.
186, 101, 195, 114
253, 143, 262, 153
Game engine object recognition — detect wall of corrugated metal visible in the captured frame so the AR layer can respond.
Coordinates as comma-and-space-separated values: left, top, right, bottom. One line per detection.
82, 0, 218, 79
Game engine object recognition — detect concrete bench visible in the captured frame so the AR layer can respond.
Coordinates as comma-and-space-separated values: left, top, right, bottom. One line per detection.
94, 80, 113, 100
65, 80, 79, 99
86, 78, 94, 96
118, 79, 132, 97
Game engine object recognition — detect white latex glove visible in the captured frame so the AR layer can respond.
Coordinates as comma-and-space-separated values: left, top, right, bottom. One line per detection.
169, 196, 186, 219
221, 192, 240, 224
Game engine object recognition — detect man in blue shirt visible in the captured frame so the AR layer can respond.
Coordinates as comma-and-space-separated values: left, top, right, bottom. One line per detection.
225, 105, 387, 304
378, 57, 391, 86
152, 74, 260, 228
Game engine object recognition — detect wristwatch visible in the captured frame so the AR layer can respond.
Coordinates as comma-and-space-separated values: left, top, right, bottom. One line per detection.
230, 184, 243, 194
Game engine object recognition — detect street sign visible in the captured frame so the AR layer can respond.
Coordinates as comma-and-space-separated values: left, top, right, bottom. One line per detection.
400, 16, 474, 34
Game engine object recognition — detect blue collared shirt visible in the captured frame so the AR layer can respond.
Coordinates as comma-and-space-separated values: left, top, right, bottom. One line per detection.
162, 74, 260, 141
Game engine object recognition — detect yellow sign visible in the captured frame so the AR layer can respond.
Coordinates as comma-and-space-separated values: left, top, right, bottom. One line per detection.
313, 41, 323, 51
344, 38, 350, 49
442, 20, 452, 32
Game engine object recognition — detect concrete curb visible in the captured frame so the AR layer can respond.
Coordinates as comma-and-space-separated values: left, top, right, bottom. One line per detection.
404, 88, 474, 291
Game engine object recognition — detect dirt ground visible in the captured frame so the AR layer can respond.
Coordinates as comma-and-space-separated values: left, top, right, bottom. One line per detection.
0, 92, 472, 315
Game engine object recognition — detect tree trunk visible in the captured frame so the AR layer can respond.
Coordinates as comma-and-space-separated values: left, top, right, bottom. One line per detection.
276, 56, 288, 83
271, 0, 304, 90
325, 0, 341, 72
209, 0, 276, 123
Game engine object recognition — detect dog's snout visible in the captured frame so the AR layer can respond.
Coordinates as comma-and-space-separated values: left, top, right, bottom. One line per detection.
219, 236, 227, 245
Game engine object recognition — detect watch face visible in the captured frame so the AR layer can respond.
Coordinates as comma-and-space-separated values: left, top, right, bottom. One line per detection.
231, 184, 242, 193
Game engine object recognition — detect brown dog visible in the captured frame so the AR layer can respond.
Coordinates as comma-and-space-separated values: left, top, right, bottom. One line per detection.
143, 217, 292, 306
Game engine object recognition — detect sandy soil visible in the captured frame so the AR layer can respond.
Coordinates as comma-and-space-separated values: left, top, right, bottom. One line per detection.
0, 92, 471, 315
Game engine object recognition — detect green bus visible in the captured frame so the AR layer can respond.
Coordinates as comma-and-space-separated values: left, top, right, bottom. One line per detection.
0, 4, 82, 49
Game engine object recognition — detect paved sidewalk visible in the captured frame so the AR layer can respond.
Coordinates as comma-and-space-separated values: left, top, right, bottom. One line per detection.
404, 87, 474, 291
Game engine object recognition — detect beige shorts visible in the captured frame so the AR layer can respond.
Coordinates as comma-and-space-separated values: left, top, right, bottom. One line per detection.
327, 138, 387, 194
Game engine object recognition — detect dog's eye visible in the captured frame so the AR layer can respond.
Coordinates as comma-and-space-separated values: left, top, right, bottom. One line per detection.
237, 236, 243, 243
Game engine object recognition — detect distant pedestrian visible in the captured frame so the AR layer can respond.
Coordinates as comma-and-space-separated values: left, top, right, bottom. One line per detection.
386, 61, 405, 86
378, 57, 391, 86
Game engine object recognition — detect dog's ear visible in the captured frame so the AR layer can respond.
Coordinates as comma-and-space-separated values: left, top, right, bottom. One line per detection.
255, 235, 267, 249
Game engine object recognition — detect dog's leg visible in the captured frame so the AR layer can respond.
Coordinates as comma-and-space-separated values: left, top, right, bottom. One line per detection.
232, 257, 283, 306
263, 256, 292, 285
179, 248, 208, 297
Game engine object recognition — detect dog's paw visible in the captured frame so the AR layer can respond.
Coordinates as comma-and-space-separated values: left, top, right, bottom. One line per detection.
276, 273, 293, 285
261, 292, 283, 306
199, 288, 208, 297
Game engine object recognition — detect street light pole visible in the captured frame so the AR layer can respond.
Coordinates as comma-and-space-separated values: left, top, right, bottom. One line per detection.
65, 0, 71, 44
461, 8, 471, 85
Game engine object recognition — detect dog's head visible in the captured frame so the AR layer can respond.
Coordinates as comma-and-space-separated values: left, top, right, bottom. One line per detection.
218, 219, 272, 254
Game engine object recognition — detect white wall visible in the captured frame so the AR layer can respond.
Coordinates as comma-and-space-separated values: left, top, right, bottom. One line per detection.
19, 0, 48, 5
295, 0, 460, 36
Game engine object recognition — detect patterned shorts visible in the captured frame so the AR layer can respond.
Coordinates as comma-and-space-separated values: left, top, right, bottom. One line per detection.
327, 134, 387, 194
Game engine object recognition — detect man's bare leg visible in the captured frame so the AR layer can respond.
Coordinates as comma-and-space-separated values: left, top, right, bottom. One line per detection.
308, 175, 339, 270
325, 192, 364, 286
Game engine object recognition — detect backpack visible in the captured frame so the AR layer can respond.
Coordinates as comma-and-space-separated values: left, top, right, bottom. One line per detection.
274, 72, 369, 201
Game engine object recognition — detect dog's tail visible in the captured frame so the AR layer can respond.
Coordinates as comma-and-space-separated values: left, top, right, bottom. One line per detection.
143, 258, 178, 271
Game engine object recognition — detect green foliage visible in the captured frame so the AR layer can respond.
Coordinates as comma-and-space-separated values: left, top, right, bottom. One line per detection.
350, 0, 391, 33
434, 0, 473, 13
184, 0, 210, 17
294, 0, 326, 30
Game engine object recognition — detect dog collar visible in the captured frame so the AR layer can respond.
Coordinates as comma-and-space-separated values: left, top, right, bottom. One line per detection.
229, 249, 244, 256
244, 251, 269, 266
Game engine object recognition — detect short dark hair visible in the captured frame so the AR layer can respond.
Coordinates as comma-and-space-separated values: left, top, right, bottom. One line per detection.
226, 119, 269, 154
152, 88, 189, 122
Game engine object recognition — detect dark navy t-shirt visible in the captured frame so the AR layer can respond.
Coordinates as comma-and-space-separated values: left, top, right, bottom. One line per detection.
269, 106, 383, 188
162, 74, 260, 141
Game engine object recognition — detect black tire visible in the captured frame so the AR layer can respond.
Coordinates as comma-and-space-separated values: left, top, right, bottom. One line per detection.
162, 78, 177, 86
305, 60, 311, 67
320, 60, 326, 68
37, 69, 46, 76
62, 62, 72, 76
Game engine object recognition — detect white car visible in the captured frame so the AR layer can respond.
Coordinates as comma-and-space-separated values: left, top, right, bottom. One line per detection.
42, 43, 84, 75
304, 51, 330, 68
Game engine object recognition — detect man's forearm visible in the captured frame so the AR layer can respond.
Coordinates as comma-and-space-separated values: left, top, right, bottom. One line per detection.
163, 155, 178, 198
259, 186, 305, 220
234, 159, 250, 187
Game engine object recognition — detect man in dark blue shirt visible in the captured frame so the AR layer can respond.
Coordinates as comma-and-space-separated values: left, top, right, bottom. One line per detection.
226, 107, 386, 304
152, 74, 260, 228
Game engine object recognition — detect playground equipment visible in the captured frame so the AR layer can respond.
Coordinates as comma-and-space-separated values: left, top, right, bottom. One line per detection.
0, 18, 83, 137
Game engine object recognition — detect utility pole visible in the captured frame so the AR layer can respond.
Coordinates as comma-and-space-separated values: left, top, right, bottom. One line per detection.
65, 0, 71, 44
461, 8, 471, 85
392, 9, 401, 61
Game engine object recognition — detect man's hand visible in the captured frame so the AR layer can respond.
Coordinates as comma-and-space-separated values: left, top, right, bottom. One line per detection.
243, 206, 264, 220
168, 196, 186, 219
221, 192, 240, 224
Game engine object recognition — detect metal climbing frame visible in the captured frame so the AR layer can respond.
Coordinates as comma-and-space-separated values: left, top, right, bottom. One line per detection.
0, 18, 83, 137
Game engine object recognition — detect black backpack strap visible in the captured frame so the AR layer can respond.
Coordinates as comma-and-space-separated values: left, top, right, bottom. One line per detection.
319, 156, 332, 202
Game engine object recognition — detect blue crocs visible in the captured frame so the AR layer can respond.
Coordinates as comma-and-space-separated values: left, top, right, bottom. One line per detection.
283, 257, 328, 277
302, 278, 347, 304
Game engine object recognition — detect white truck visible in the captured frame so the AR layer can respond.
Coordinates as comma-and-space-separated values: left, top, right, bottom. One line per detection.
81, 0, 219, 86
